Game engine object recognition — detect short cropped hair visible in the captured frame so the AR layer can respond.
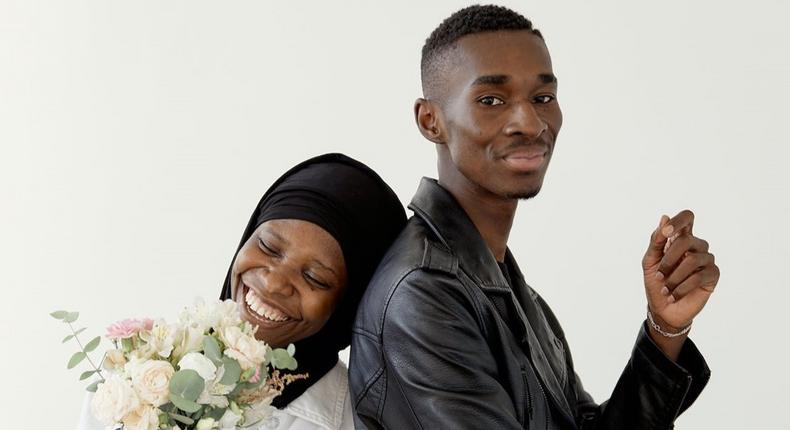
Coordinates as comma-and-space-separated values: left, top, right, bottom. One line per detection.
421, 4, 543, 100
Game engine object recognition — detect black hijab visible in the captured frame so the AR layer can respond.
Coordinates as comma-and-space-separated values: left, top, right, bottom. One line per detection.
220, 153, 406, 408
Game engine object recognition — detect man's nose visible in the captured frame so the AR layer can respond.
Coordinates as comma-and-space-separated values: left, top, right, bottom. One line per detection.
503, 102, 546, 139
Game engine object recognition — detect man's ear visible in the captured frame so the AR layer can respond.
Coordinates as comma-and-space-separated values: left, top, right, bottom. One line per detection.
414, 98, 446, 144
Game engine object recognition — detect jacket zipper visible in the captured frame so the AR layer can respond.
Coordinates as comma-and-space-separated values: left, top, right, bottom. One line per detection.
521, 367, 533, 426
536, 372, 551, 430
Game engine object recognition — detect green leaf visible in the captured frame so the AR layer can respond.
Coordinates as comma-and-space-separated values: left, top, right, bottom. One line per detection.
169, 369, 205, 402
203, 336, 222, 366
206, 407, 226, 420
50, 310, 69, 320
287, 343, 295, 356
74, 327, 87, 336
79, 370, 97, 381
62, 334, 74, 343
84, 336, 101, 353
121, 337, 133, 352
63, 311, 79, 323
270, 348, 298, 370
168, 411, 195, 425
67, 351, 87, 369
169, 393, 202, 414
219, 356, 241, 385
86, 380, 101, 392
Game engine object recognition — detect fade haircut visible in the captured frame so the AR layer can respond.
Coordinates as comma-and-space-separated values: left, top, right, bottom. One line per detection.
420, 4, 543, 101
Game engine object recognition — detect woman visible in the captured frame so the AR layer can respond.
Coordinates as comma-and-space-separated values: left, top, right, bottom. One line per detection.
219, 153, 406, 429
77, 154, 406, 429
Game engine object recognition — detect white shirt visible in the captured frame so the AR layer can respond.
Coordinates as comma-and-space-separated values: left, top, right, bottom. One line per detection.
77, 361, 354, 430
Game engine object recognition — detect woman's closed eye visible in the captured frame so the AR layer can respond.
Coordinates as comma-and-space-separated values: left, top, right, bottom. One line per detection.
258, 238, 280, 257
304, 272, 331, 290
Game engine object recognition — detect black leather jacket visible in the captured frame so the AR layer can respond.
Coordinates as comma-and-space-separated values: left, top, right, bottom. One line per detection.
350, 178, 710, 429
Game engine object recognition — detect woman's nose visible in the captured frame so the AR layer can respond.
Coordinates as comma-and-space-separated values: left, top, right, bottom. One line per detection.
260, 268, 296, 297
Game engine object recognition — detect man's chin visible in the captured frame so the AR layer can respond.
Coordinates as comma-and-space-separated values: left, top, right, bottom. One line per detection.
504, 186, 542, 200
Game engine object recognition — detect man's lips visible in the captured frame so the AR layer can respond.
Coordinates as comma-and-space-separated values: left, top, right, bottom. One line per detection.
501, 147, 548, 171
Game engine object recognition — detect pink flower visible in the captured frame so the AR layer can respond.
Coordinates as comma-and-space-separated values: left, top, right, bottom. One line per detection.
249, 366, 262, 384
106, 318, 154, 340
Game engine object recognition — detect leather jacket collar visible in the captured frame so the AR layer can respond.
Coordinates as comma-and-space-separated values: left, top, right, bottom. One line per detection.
409, 177, 510, 289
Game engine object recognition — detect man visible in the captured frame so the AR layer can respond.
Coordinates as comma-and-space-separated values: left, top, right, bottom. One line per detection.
350, 5, 718, 429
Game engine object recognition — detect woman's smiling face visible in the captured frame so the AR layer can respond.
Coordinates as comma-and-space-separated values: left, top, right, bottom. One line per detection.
230, 219, 348, 347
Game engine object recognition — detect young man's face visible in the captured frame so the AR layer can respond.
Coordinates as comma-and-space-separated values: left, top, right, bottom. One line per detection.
434, 30, 562, 200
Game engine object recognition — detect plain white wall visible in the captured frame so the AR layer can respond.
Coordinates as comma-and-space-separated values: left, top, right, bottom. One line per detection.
2, 1, 787, 428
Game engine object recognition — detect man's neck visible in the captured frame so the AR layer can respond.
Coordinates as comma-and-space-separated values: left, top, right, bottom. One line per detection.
437, 173, 517, 262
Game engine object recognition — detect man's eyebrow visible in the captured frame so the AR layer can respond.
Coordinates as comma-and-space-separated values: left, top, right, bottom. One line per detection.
471, 73, 558, 87
471, 74, 510, 86
539, 73, 558, 84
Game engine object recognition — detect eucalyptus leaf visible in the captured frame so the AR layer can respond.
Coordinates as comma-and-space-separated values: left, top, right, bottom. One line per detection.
62, 334, 74, 343
63, 312, 79, 323
74, 327, 87, 335
79, 370, 97, 381
168, 412, 195, 425
203, 336, 222, 366
121, 337, 133, 352
169, 393, 202, 414
84, 336, 101, 353
287, 343, 295, 356
270, 348, 297, 370
169, 369, 205, 402
206, 407, 226, 420
50, 310, 68, 320
67, 351, 87, 369
220, 356, 241, 385
85, 380, 100, 392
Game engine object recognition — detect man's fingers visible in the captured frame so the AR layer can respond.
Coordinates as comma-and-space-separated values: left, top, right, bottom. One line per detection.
659, 237, 711, 276
664, 209, 695, 238
668, 264, 719, 298
665, 252, 715, 289
644, 215, 671, 264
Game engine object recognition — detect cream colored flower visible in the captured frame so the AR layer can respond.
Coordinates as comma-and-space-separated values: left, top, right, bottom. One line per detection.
90, 375, 140, 426
178, 352, 217, 381
219, 326, 268, 370
102, 349, 127, 371
218, 408, 242, 430
138, 319, 177, 359
130, 359, 174, 407
122, 404, 161, 430
196, 417, 217, 430
171, 324, 205, 362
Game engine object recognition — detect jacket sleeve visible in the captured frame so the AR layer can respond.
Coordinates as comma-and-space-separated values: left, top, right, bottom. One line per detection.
572, 322, 711, 430
376, 270, 525, 429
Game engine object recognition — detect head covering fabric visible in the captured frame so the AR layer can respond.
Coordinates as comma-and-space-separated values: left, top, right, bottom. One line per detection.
220, 153, 406, 408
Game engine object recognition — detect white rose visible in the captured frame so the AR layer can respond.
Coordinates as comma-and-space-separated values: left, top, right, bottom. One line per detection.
122, 404, 161, 430
178, 352, 217, 381
219, 326, 268, 370
90, 375, 140, 426
130, 359, 174, 406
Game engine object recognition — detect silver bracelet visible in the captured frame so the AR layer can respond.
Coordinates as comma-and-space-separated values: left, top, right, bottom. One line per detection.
646, 308, 692, 338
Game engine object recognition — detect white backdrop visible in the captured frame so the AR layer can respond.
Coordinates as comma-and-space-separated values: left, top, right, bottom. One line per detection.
2, 1, 788, 428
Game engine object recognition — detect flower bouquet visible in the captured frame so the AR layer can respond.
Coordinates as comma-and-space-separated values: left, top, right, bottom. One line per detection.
52, 299, 305, 430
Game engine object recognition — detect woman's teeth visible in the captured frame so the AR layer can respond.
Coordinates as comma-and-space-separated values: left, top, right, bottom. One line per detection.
245, 289, 292, 322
